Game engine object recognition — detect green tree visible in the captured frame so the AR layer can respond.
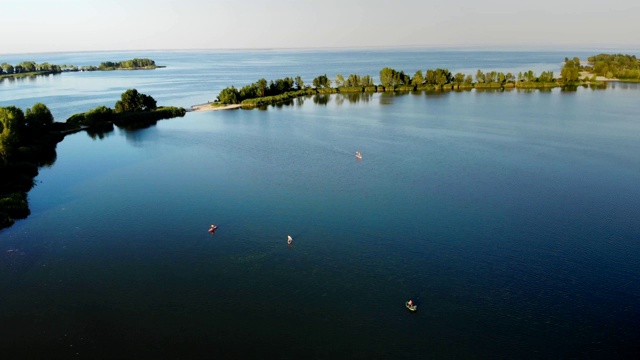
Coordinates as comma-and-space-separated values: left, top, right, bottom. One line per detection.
453, 73, 465, 85
25, 103, 54, 133
560, 58, 580, 84
538, 71, 554, 83
216, 86, 240, 104
312, 74, 330, 88
114, 89, 157, 112
294, 76, 304, 90
524, 70, 536, 82
347, 74, 361, 87
257, 78, 268, 96
81, 106, 114, 126
1, 63, 14, 74
435, 69, 452, 86
412, 70, 424, 86
476, 70, 485, 83
0, 106, 25, 161
379, 68, 397, 87
18, 61, 36, 72
360, 75, 374, 86
335, 74, 345, 87
464, 74, 473, 84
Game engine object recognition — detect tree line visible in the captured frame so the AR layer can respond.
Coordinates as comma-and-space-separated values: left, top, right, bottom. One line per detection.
0, 58, 159, 77
215, 58, 590, 105
1, 61, 63, 75
584, 54, 640, 80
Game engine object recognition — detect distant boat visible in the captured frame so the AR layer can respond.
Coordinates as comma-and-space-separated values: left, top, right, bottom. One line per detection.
287, 235, 293, 245
405, 301, 417, 312
355, 151, 362, 159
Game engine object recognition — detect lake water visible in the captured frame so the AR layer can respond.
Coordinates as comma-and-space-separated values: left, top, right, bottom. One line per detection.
1, 49, 640, 359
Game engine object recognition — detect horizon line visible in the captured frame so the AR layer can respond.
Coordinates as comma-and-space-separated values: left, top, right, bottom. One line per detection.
2, 43, 640, 57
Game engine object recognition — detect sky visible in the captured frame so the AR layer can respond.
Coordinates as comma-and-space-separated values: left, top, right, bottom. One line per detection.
2, 0, 639, 54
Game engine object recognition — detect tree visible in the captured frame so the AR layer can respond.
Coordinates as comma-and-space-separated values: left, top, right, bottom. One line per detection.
239, 84, 258, 100
257, 78, 268, 96
396, 71, 410, 85
294, 76, 304, 90
25, 103, 54, 133
453, 73, 465, 85
0, 106, 25, 161
538, 71, 554, 83
335, 74, 345, 87
476, 70, 485, 83
18, 61, 36, 73
312, 74, 330, 88
464, 75, 473, 84
435, 69, 452, 86
505, 73, 515, 83
379, 68, 397, 87
411, 70, 424, 86
347, 74, 361, 87
84, 106, 114, 126
360, 75, 374, 86
560, 58, 580, 84
216, 86, 240, 104
523, 70, 536, 82
114, 89, 157, 112
1, 63, 14, 74
141, 94, 157, 111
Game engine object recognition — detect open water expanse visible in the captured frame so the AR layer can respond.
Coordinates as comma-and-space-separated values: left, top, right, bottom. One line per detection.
1, 49, 640, 359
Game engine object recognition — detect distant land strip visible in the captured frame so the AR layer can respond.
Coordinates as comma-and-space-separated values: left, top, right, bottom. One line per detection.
0, 58, 161, 80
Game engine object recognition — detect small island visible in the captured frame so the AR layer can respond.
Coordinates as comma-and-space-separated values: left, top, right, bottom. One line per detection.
0, 58, 162, 80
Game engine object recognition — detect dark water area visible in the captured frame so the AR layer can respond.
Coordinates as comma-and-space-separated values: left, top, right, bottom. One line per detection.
1, 50, 640, 359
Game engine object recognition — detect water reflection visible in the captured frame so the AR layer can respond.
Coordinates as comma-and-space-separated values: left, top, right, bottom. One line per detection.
313, 94, 330, 105
35, 143, 59, 168
86, 123, 115, 140
122, 125, 159, 144
379, 91, 410, 105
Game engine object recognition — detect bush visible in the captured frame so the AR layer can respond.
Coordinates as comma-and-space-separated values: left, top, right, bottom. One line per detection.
112, 106, 186, 129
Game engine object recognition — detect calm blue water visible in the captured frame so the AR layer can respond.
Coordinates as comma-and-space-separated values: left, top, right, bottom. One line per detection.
1, 49, 640, 359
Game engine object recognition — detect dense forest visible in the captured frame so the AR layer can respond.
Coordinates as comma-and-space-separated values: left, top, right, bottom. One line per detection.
584, 54, 640, 80
0, 89, 185, 228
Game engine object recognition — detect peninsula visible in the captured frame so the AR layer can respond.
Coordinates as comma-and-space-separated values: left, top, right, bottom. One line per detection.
207, 53, 639, 110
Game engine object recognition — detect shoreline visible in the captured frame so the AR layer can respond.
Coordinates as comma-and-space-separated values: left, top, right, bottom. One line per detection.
190, 103, 243, 112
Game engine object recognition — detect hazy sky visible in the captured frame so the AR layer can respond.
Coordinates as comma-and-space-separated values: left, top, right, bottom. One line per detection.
2, 0, 639, 54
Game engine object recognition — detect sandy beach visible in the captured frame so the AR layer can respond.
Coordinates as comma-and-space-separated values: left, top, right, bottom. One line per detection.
190, 103, 243, 112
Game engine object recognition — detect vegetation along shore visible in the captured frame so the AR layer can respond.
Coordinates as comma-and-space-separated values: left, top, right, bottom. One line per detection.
206, 53, 639, 110
0, 58, 161, 80
0, 89, 185, 229
1, 53, 638, 229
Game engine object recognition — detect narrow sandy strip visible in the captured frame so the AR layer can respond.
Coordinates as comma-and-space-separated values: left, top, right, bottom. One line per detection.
190, 103, 242, 112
